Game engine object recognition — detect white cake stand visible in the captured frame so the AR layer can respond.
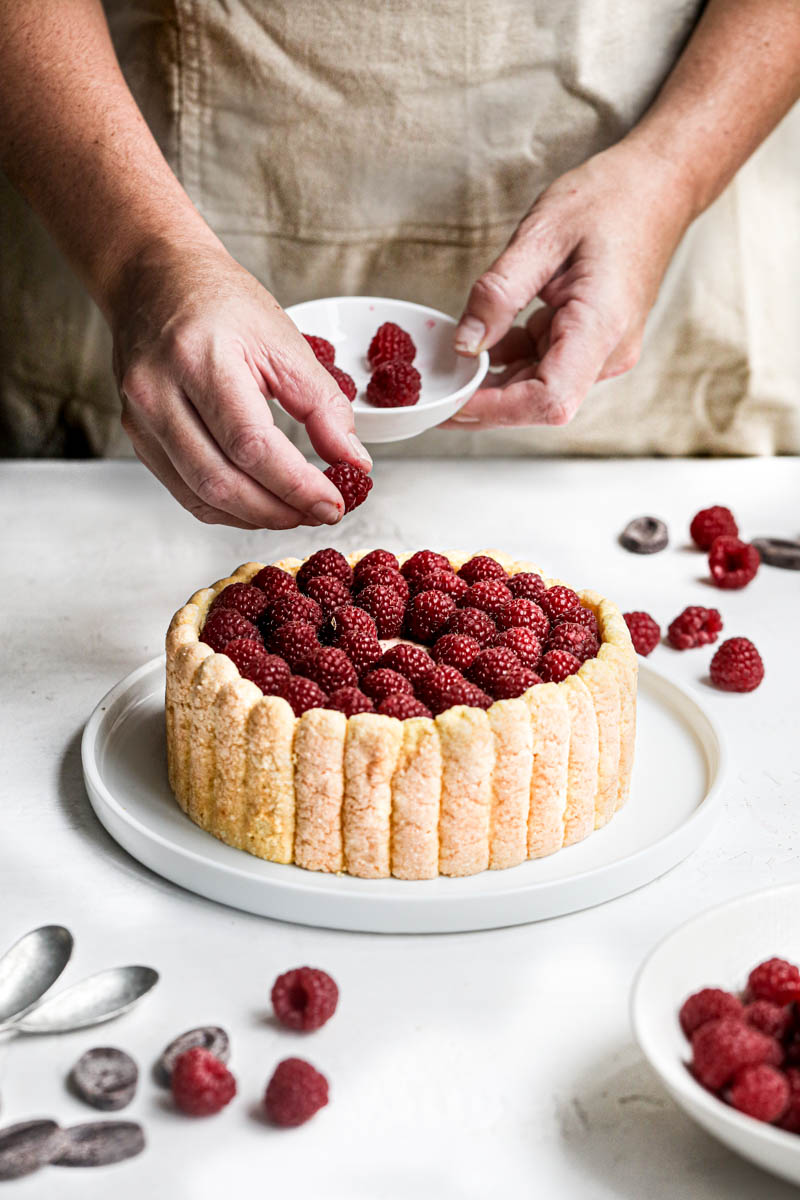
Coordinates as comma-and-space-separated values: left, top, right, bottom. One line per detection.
82, 658, 725, 934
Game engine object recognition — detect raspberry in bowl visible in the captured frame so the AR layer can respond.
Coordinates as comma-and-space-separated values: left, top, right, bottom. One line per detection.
283, 296, 489, 443
167, 549, 635, 881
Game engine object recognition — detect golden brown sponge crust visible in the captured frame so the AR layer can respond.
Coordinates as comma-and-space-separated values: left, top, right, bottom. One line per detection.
165, 551, 637, 879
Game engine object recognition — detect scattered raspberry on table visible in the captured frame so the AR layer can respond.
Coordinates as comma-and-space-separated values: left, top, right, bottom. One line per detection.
271, 967, 339, 1032
709, 637, 764, 693
171, 1048, 237, 1116
623, 611, 661, 657
708, 535, 760, 590
264, 1058, 329, 1127
666, 606, 722, 650
690, 505, 739, 550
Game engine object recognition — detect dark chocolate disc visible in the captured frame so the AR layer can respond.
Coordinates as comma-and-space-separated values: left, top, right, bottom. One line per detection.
71, 1047, 138, 1111
751, 537, 800, 570
0, 1119, 65, 1180
52, 1121, 145, 1168
154, 1026, 230, 1087
619, 516, 669, 555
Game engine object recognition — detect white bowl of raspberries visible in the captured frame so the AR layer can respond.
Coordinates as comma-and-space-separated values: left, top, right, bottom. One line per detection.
632, 885, 800, 1186
285, 295, 489, 443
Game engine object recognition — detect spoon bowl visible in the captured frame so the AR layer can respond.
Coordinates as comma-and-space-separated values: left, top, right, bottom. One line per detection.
0, 926, 73, 1025
3, 966, 159, 1036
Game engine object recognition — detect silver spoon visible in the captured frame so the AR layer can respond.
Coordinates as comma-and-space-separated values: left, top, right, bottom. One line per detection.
0, 966, 159, 1036
0, 926, 73, 1025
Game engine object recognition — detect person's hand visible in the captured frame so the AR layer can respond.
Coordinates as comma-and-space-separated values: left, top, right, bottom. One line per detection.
110, 239, 372, 529
447, 142, 696, 429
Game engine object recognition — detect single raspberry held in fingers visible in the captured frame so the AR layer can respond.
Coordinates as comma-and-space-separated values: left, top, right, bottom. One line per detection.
303, 333, 335, 368
432, 633, 482, 672
539, 649, 581, 683
491, 666, 542, 699
171, 1048, 236, 1116
445, 606, 497, 648
355, 584, 405, 638
367, 321, 416, 369
361, 668, 414, 703
728, 1065, 789, 1123
410, 569, 470, 602
623, 611, 661, 657
296, 646, 358, 692
744, 1002, 793, 1041
353, 565, 410, 603
540, 585, 581, 623
507, 572, 547, 602
327, 365, 357, 401
405, 590, 457, 643
548, 622, 599, 662
496, 597, 549, 639
378, 643, 434, 687
305, 575, 352, 614
667, 606, 722, 651
377, 693, 433, 719
324, 604, 377, 644
201, 608, 261, 652
210, 582, 271, 623
269, 621, 319, 669
710, 637, 764, 693
469, 647, 520, 694
264, 1058, 329, 1128
458, 555, 508, 585
679, 988, 743, 1038
324, 461, 373, 513
690, 505, 739, 550
266, 592, 323, 633
366, 361, 421, 408
748, 958, 800, 1005
325, 686, 374, 716
284, 676, 327, 716
271, 967, 339, 1032
354, 549, 400, 578
338, 630, 382, 675
492, 627, 542, 669
297, 548, 353, 591
691, 1017, 781, 1091
251, 565, 299, 604
401, 550, 453, 582
708, 536, 760, 590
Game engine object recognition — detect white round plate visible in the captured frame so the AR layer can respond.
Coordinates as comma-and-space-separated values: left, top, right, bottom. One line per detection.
283, 296, 489, 443
632, 885, 800, 1186
82, 659, 725, 934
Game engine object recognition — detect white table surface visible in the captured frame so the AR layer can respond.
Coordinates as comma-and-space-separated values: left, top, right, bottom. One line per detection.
1, 457, 799, 1199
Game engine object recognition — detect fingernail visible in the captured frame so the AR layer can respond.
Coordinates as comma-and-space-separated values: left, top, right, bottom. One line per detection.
311, 500, 342, 525
451, 414, 480, 423
348, 433, 372, 469
454, 316, 486, 354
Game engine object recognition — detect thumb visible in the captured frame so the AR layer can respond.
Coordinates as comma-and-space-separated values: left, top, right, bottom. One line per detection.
454, 222, 569, 357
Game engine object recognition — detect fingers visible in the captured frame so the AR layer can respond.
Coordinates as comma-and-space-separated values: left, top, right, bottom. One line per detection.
121, 375, 323, 530
454, 219, 569, 357
261, 336, 373, 472
181, 351, 349, 524
445, 296, 619, 430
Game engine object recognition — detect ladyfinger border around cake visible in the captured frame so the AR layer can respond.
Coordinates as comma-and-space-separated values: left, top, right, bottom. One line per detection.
165, 550, 637, 879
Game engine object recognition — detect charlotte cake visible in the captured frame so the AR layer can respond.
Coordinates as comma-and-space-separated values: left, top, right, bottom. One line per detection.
165, 550, 637, 879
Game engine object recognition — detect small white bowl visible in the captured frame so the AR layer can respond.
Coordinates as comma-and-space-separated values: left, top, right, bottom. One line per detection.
284, 295, 489, 443
632, 884, 800, 1187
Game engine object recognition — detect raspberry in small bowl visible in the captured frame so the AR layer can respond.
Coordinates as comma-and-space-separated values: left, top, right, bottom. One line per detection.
283, 296, 489, 443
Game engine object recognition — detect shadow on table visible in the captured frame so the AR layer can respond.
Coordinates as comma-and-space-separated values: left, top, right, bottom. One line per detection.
559, 1043, 797, 1200
58, 724, 183, 899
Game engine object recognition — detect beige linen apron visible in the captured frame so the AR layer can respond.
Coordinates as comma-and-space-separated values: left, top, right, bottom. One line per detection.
1, 0, 799, 457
